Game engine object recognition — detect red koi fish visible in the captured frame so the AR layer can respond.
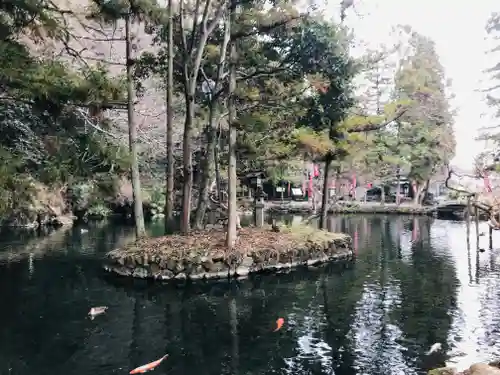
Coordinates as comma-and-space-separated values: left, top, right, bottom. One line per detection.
129, 354, 168, 374
274, 318, 284, 332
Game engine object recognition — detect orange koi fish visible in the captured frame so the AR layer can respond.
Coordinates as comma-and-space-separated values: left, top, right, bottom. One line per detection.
129, 354, 168, 374
274, 318, 284, 332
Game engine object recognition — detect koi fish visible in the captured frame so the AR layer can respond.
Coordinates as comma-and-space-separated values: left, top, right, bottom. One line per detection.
129, 354, 168, 374
426, 343, 442, 355
274, 318, 284, 332
89, 306, 108, 319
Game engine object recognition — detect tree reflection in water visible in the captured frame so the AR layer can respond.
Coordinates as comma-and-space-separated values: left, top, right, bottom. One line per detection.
4, 216, 500, 375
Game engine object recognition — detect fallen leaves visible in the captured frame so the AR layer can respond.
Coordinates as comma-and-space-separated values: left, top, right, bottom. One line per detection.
107, 225, 349, 261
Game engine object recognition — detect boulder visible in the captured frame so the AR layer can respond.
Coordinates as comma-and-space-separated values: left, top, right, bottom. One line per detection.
467, 364, 500, 375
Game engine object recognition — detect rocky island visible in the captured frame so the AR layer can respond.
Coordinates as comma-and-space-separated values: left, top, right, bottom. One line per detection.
104, 224, 354, 281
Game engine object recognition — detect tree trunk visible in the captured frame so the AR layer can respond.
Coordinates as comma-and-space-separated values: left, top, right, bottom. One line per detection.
335, 167, 342, 203
164, 0, 175, 232
412, 181, 425, 205
229, 298, 240, 375
319, 156, 332, 229
214, 131, 222, 201
125, 14, 146, 238
194, 14, 231, 229
181, 98, 194, 234
395, 168, 401, 205
226, 0, 237, 248
177, 0, 225, 234
194, 105, 217, 229
418, 179, 430, 205
380, 185, 385, 205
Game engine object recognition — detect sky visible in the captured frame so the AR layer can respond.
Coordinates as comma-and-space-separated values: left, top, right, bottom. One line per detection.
325, 0, 498, 170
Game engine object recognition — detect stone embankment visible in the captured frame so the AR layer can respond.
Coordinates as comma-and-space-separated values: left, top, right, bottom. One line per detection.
104, 224, 354, 281
266, 202, 433, 215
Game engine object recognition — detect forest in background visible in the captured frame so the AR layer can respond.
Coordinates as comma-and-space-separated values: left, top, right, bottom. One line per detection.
0, 0, 462, 243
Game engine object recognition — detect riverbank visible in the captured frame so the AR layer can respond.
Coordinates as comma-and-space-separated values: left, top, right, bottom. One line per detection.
104, 224, 354, 281
267, 201, 433, 215
1, 177, 164, 229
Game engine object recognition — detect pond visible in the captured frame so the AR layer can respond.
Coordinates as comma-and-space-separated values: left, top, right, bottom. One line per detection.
0, 215, 499, 375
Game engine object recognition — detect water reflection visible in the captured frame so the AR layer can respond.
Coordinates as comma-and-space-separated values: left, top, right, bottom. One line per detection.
1, 216, 500, 374
442, 219, 500, 369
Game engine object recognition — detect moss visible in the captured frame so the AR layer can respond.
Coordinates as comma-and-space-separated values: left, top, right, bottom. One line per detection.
428, 368, 457, 375
281, 222, 349, 242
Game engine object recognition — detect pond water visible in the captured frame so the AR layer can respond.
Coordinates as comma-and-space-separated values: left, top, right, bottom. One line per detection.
1, 215, 500, 375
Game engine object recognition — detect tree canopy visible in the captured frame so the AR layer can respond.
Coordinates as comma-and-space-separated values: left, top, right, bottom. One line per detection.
0, 0, 456, 228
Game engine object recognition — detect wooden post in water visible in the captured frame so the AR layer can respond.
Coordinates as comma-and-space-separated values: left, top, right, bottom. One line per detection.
466, 196, 471, 246
489, 225, 494, 250
474, 203, 480, 246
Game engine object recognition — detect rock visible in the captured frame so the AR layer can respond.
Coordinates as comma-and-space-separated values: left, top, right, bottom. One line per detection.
202, 259, 215, 271
211, 270, 229, 279
158, 258, 167, 269
212, 262, 227, 272
117, 257, 126, 266
428, 367, 457, 375
135, 255, 143, 266
212, 251, 225, 262
489, 361, 500, 369
307, 258, 321, 266
174, 262, 184, 273
160, 269, 174, 279
235, 266, 250, 277
468, 364, 500, 375
149, 263, 160, 275
175, 272, 187, 280
183, 261, 194, 274
132, 267, 148, 278
125, 256, 136, 268
240, 256, 254, 268
166, 259, 177, 271
190, 272, 206, 280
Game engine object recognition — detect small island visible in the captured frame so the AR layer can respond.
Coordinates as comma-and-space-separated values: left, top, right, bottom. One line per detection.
104, 224, 354, 281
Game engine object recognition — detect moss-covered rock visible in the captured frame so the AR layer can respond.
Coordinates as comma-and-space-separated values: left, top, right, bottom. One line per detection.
429, 361, 500, 375
428, 367, 457, 375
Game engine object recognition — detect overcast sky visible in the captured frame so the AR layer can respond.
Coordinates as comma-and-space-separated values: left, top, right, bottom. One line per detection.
324, 0, 498, 170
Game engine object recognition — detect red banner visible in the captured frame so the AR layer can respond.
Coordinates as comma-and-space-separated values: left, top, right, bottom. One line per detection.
484, 172, 493, 193
309, 174, 313, 198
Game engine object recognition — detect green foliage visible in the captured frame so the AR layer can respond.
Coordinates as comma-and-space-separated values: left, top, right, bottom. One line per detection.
232, 16, 358, 180
392, 25, 455, 184
481, 13, 500, 157
296, 19, 356, 141
0, 0, 132, 220
87, 0, 164, 24
0, 147, 34, 217
362, 130, 405, 183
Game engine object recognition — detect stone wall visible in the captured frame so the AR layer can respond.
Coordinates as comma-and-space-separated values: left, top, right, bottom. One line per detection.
104, 236, 353, 281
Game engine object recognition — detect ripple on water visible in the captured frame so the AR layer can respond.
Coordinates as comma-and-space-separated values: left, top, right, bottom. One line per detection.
442, 220, 500, 371
3, 217, 500, 375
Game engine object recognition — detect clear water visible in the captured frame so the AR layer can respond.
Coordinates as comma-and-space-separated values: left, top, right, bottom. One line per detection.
0, 215, 499, 375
